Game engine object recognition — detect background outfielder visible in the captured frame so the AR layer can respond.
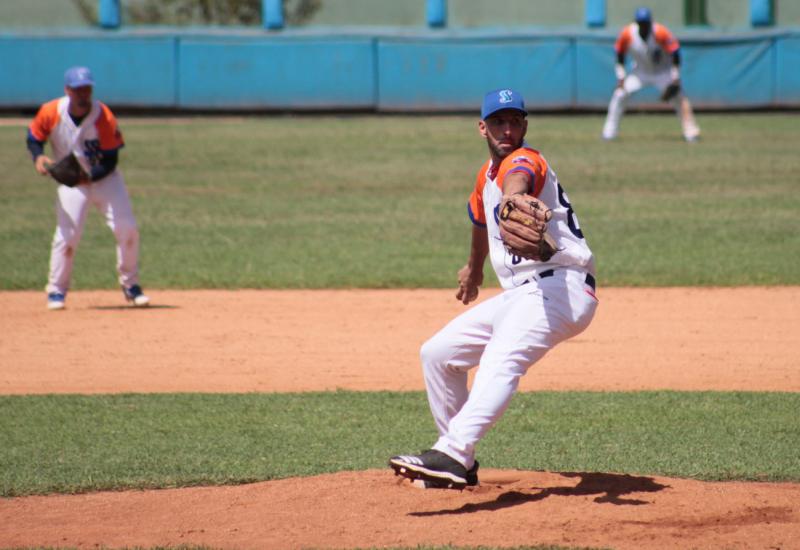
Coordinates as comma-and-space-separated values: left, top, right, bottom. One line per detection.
390, 89, 598, 489
27, 66, 149, 310
602, 7, 700, 142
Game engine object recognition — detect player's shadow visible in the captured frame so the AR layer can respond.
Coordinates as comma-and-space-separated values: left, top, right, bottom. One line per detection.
90, 304, 179, 311
409, 472, 669, 516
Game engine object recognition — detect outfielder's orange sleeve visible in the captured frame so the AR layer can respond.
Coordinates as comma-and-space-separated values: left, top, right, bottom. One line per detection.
496, 148, 548, 198
29, 100, 60, 142
95, 103, 124, 150
467, 160, 490, 227
654, 23, 680, 53
614, 26, 632, 55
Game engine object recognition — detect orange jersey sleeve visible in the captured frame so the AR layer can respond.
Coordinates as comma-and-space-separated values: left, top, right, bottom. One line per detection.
614, 26, 633, 55
28, 99, 61, 142
496, 148, 548, 198
95, 103, 124, 150
467, 160, 491, 227
654, 23, 679, 53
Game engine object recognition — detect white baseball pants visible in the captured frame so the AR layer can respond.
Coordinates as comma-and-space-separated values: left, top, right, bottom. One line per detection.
46, 170, 141, 294
602, 70, 700, 141
422, 268, 598, 469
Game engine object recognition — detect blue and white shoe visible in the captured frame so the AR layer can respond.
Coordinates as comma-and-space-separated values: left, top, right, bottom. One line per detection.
122, 284, 150, 307
47, 292, 66, 310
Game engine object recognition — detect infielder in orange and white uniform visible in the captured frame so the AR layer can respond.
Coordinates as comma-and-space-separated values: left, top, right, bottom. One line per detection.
390, 89, 598, 489
27, 66, 149, 310
602, 7, 700, 142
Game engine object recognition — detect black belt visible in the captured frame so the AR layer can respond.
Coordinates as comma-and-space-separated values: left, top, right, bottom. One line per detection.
522, 269, 596, 291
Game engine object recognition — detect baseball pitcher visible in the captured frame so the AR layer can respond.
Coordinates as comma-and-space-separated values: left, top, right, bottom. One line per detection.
390, 89, 598, 489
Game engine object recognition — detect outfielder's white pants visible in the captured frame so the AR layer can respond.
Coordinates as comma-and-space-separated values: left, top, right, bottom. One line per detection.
47, 170, 141, 294
602, 70, 700, 141
422, 268, 598, 469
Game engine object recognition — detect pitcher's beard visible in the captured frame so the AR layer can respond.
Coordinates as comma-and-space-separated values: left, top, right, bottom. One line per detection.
489, 139, 521, 160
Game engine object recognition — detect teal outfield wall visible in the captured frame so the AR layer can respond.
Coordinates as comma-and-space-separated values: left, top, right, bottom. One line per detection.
1, 27, 798, 111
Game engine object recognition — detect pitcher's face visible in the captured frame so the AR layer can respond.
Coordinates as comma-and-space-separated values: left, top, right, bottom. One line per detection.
479, 110, 528, 161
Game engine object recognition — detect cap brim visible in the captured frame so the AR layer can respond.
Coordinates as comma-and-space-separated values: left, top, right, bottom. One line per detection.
482, 107, 527, 120
67, 79, 94, 88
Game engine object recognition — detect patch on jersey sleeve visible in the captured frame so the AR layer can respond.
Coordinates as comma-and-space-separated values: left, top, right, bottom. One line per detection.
511, 155, 536, 167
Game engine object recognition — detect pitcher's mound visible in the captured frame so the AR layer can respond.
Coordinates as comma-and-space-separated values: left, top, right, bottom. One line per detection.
2, 469, 799, 549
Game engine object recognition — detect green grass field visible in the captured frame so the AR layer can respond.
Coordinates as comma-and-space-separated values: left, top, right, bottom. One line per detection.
2, 113, 799, 289
1, 114, 799, 550
2, 391, 799, 497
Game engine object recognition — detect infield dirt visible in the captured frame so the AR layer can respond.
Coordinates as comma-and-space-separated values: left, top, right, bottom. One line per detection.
1, 288, 799, 549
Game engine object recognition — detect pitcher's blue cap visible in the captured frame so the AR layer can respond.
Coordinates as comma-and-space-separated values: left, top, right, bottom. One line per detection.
481, 89, 527, 120
64, 66, 94, 88
634, 7, 652, 23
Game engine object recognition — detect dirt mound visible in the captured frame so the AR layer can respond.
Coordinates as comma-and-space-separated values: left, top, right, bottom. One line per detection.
2, 470, 798, 549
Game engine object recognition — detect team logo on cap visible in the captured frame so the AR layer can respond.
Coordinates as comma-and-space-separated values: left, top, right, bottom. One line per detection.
499, 89, 514, 103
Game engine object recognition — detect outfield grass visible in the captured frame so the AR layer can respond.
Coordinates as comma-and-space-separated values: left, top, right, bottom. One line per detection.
1, 113, 798, 289
2, 391, 798, 497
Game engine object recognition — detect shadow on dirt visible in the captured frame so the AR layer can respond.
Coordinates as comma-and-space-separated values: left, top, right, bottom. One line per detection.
89, 304, 179, 311
410, 472, 670, 516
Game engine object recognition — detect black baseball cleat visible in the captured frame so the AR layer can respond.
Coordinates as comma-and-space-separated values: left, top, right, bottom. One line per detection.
466, 459, 480, 486
411, 460, 480, 489
122, 284, 150, 307
389, 450, 472, 489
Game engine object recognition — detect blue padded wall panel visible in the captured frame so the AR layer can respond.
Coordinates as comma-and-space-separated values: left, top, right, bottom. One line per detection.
775, 34, 800, 105
575, 35, 616, 108
682, 38, 773, 107
177, 37, 375, 109
377, 38, 574, 111
0, 36, 177, 107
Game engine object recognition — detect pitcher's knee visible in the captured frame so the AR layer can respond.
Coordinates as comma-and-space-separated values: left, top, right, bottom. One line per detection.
420, 336, 443, 366
420, 332, 458, 371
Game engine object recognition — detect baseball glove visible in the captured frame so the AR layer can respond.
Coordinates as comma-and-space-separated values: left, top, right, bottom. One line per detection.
498, 194, 559, 262
661, 81, 681, 102
45, 154, 89, 187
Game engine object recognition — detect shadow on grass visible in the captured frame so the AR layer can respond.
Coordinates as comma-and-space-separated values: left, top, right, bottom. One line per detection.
410, 472, 669, 516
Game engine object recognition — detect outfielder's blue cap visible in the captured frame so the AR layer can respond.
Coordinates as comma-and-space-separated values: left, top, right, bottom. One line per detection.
64, 66, 94, 88
481, 89, 527, 120
634, 7, 652, 23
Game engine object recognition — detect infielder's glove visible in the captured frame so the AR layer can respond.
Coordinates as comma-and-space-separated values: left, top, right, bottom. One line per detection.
498, 194, 559, 262
661, 81, 681, 102
45, 154, 89, 187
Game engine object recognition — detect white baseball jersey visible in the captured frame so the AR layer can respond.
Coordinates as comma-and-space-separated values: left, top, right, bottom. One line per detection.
616, 22, 680, 75
29, 96, 124, 174
467, 144, 595, 290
